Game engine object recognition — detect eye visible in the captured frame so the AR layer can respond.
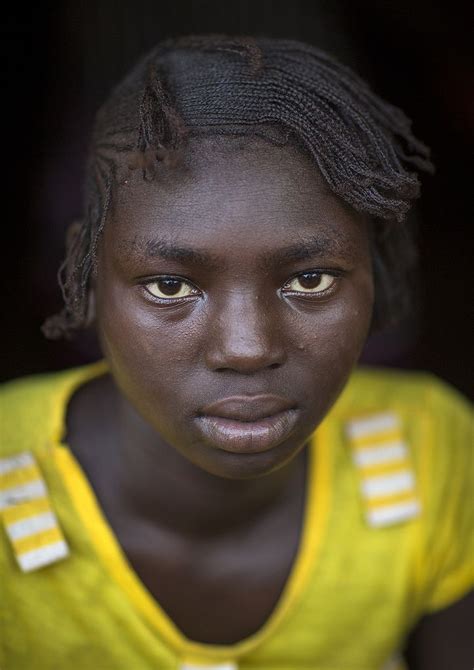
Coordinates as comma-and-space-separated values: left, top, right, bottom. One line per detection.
144, 277, 200, 300
282, 271, 336, 295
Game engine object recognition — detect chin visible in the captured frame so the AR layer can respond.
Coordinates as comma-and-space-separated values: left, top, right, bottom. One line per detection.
186, 438, 306, 480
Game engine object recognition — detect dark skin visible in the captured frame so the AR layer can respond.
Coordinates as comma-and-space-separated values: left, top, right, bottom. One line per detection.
65, 136, 473, 663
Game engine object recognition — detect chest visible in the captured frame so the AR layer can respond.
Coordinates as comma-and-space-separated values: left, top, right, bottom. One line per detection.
113, 489, 306, 645
65, 381, 308, 646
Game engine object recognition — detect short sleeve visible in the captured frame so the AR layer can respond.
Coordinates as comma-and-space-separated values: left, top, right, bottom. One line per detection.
417, 378, 474, 614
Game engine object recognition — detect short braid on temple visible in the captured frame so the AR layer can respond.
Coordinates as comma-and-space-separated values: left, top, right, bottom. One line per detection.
42, 34, 434, 339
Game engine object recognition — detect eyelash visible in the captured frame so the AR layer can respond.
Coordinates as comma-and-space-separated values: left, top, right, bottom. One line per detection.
140, 270, 342, 304
140, 276, 200, 304
280, 270, 342, 299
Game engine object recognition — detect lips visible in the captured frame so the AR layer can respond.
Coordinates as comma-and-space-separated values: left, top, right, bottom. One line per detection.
200, 395, 296, 422
196, 395, 299, 454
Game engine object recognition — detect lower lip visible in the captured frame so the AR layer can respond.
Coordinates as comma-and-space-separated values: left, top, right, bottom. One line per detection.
195, 409, 299, 454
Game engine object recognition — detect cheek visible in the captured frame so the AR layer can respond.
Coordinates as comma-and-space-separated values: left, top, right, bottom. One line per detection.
289, 287, 371, 411
297, 276, 373, 359
291, 285, 373, 421
95, 273, 205, 421
96, 303, 188, 442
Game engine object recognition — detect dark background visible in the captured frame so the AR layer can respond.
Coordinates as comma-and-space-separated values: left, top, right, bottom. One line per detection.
2, 1, 473, 397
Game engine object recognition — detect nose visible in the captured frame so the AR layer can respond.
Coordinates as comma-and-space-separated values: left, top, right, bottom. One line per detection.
204, 291, 286, 374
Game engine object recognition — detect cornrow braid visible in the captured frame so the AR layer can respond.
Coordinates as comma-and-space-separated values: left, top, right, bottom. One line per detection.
42, 34, 434, 339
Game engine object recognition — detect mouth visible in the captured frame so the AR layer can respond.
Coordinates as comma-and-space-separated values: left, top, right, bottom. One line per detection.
196, 395, 299, 454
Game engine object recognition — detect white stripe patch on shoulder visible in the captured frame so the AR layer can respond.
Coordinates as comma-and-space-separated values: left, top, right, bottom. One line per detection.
6, 511, 57, 541
0, 451, 70, 571
0, 479, 48, 511
352, 440, 407, 468
346, 412, 399, 441
0, 452, 35, 475
346, 412, 421, 528
368, 499, 421, 527
361, 470, 415, 498
17, 540, 69, 573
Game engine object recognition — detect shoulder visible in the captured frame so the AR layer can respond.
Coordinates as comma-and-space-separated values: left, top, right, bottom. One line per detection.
330, 368, 473, 614
0, 361, 108, 457
334, 365, 472, 426
331, 366, 472, 531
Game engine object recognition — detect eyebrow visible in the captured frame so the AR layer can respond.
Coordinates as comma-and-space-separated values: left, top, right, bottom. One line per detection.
121, 233, 352, 270
122, 237, 222, 270
262, 236, 351, 269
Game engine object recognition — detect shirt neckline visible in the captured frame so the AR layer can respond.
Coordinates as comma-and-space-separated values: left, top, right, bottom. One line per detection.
50, 360, 333, 662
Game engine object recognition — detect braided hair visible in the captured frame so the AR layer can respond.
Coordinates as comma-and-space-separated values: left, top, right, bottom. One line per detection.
42, 34, 434, 339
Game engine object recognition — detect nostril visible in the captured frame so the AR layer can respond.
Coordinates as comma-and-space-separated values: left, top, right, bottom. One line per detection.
204, 326, 286, 373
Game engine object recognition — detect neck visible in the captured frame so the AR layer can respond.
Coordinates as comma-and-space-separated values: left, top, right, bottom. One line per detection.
109, 379, 307, 539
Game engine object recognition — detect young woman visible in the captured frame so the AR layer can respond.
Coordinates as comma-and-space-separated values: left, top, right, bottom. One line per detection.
1, 35, 472, 670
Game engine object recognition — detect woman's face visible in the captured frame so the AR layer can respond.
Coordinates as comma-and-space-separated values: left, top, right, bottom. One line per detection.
95, 137, 374, 479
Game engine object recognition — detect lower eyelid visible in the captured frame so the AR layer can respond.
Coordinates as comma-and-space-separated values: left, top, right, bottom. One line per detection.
281, 279, 340, 297
144, 288, 198, 299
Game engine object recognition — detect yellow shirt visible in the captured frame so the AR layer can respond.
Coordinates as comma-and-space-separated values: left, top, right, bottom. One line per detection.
1, 361, 473, 670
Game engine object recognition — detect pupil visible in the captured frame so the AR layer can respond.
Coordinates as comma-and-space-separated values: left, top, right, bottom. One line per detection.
158, 278, 181, 296
299, 273, 322, 289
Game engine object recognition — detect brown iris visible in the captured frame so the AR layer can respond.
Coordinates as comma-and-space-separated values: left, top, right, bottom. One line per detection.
157, 278, 183, 296
297, 273, 323, 289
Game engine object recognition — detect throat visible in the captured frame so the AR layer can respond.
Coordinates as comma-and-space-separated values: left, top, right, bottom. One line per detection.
65, 372, 308, 540
64, 372, 311, 645
109, 445, 309, 646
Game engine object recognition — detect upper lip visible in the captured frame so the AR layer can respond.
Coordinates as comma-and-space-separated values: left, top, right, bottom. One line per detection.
199, 395, 296, 422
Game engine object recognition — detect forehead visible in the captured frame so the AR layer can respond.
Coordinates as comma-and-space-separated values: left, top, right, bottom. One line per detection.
106, 136, 366, 259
